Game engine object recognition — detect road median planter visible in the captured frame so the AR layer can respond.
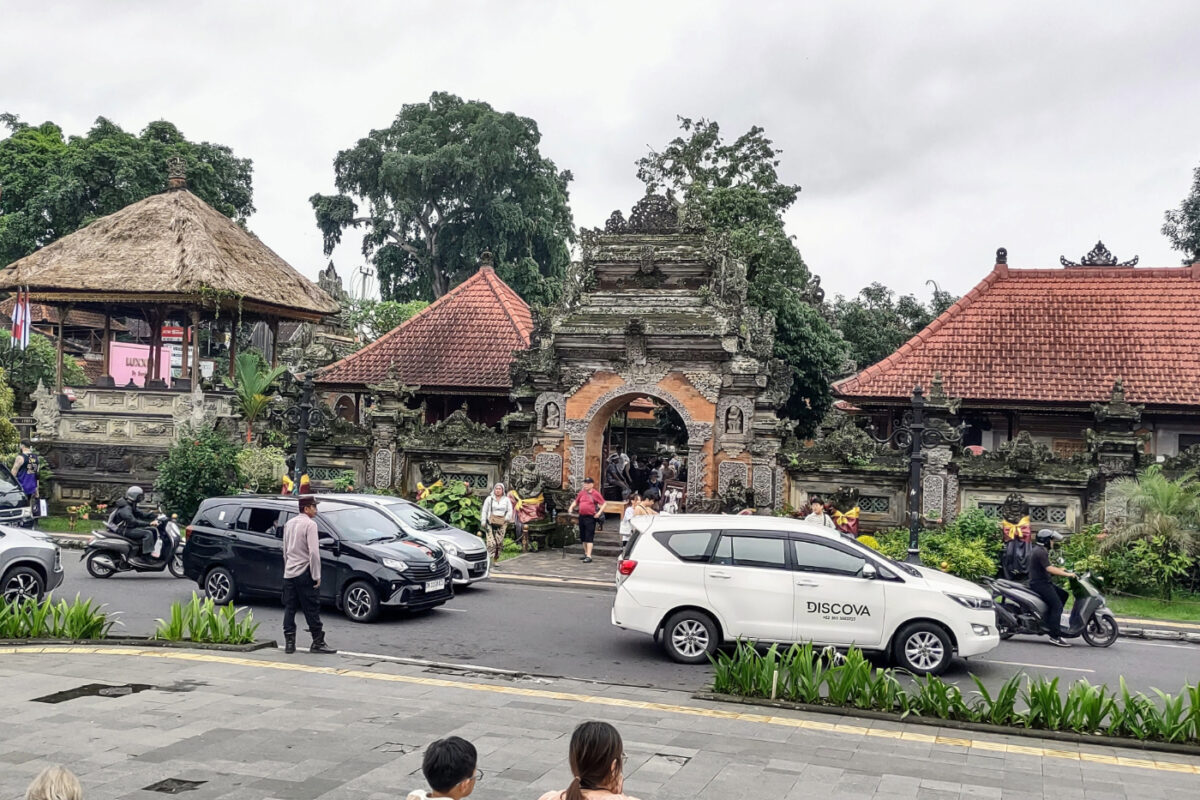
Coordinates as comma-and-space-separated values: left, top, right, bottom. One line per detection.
0, 636, 276, 652
694, 690, 1200, 757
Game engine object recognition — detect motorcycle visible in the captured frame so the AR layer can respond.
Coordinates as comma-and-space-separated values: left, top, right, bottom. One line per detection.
82, 512, 185, 579
981, 571, 1119, 647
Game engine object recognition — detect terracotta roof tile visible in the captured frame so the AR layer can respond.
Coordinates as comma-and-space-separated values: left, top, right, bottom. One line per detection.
834, 263, 1200, 408
0, 298, 127, 331
317, 267, 532, 390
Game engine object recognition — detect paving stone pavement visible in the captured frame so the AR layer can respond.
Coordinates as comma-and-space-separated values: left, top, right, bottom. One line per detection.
1, 646, 1198, 800
492, 550, 618, 584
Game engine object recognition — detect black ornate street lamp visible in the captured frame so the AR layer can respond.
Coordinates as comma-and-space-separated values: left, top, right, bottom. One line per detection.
866, 385, 964, 563
272, 372, 330, 492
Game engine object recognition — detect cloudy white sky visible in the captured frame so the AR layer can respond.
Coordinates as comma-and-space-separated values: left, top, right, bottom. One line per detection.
6, 1, 1200, 302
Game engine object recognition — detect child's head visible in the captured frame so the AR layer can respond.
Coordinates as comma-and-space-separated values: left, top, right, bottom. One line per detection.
422, 736, 478, 797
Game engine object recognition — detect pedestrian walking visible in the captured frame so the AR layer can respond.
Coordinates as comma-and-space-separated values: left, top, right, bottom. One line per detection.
407, 736, 480, 800
619, 492, 639, 549
12, 440, 40, 510
25, 766, 82, 800
568, 477, 605, 563
538, 720, 639, 800
803, 496, 837, 528
480, 483, 514, 557
282, 496, 336, 655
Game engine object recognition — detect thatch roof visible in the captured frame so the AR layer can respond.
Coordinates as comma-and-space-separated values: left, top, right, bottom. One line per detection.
0, 188, 339, 321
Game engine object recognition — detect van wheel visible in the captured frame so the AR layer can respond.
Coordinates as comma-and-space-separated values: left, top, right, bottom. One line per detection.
662, 610, 718, 664
1, 566, 44, 603
893, 622, 952, 675
204, 567, 237, 605
342, 581, 380, 623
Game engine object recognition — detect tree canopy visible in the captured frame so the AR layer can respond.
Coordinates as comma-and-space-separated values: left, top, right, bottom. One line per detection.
0, 114, 254, 265
345, 298, 429, 343
0, 330, 87, 408
833, 282, 956, 371
1163, 164, 1200, 263
637, 117, 846, 433
311, 92, 574, 306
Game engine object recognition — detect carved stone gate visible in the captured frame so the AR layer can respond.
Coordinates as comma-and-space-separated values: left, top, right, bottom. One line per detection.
511, 194, 791, 509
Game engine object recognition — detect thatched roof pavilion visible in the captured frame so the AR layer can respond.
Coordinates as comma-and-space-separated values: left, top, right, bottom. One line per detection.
0, 167, 338, 390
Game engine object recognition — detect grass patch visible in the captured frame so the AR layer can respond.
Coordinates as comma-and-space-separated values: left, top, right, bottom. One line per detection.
1107, 593, 1200, 624
33, 516, 87, 533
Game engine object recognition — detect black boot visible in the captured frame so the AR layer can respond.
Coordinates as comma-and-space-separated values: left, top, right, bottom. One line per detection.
310, 633, 336, 654
284, 634, 296, 655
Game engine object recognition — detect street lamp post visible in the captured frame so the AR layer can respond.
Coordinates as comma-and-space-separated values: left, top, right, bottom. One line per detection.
867, 385, 963, 564
273, 373, 329, 493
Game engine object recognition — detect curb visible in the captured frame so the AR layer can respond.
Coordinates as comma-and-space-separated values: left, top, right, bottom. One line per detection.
0, 637, 276, 652
1118, 627, 1200, 645
694, 691, 1200, 758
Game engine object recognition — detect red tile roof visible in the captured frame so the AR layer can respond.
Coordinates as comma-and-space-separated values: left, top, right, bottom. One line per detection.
834, 262, 1200, 408
317, 267, 533, 391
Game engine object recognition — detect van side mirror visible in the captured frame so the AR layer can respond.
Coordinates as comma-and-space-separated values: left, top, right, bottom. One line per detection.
862, 562, 878, 580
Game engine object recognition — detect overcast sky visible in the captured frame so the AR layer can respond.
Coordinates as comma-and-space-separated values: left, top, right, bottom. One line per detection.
6, 1, 1200, 303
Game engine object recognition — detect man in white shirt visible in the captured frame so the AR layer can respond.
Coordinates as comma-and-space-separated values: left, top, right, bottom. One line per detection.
282, 496, 336, 655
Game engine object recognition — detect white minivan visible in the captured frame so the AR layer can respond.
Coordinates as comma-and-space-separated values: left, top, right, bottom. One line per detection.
611, 514, 999, 675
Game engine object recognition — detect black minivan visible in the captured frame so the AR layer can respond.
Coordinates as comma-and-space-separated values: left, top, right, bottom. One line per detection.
181, 495, 453, 623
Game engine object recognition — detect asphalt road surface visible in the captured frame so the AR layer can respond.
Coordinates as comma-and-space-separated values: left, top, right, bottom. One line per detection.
51, 556, 1200, 694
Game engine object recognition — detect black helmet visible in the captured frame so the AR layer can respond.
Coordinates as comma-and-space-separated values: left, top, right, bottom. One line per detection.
125, 486, 144, 503
1035, 528, 1062, 546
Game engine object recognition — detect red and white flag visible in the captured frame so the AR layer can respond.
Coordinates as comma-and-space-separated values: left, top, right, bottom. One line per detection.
10, 287, 30, 350
20, 287, 30, 350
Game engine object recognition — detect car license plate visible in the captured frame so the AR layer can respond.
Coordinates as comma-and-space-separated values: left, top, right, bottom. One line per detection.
425, 579, 445, 593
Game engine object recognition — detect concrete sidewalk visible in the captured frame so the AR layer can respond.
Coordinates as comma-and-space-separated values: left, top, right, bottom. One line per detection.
1, 645, 1198, 800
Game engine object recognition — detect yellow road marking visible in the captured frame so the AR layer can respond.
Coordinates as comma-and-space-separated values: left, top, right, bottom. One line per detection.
2, 646, 1198, 775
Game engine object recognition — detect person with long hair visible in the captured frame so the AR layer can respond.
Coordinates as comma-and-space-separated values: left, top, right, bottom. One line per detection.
538, 721, 639, 800
25, 766, 82, 800
619, 492, 639, 549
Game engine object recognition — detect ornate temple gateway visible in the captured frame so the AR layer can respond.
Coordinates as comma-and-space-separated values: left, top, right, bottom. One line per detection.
509, 194, 791, 510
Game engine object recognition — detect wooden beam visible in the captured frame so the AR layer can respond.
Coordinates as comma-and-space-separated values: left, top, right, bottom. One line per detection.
55, 306, 70, 393
179, 311, 189, 380
269, 318, 280, 368
102, 313, 111, 379
190, 310, 200, 386
228, 318, 238, 381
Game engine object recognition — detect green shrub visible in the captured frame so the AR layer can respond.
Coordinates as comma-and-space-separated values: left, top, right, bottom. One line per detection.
235, 445, 287, 492
155, 425, 241, 522
154, 593, 259, 644
710, 641, 1200, 743
418, 480, 482, 531
331, 470, 357, 492
0, 595, 116, 639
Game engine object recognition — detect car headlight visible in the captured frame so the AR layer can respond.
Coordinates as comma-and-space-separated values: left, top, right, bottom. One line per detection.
381, 557, 408, 572
439, 540, 460, 557
945, 592, 994, 610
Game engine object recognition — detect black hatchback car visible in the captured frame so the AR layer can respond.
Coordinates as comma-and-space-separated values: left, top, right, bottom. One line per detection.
181, 495, 453, 623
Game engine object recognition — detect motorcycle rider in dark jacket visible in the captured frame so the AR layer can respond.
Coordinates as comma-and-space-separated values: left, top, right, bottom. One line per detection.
107, 486, 158, 556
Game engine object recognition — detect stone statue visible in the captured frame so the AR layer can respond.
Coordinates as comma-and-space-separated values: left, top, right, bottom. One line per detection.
726, 406, 743, 434
508, 462, 546, 549
720, 478, 751, 514
604, 452, 631, 500
544, 402, 560, 429
416, 460, 445, 501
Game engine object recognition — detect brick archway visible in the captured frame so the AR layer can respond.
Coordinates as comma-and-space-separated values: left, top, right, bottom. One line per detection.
563, 379, 713, 503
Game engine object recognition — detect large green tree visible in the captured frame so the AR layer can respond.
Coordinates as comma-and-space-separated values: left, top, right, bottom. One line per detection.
310, 92, 574, 306
833, 282, 956, 370
0, 114, 254, 265
637, 117, 846, 433
1163, 164, 1200, 263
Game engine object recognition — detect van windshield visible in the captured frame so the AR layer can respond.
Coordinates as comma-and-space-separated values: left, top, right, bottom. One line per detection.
0, 466, 23, 507
385, 502, 449, 532
321, 506, 405, 543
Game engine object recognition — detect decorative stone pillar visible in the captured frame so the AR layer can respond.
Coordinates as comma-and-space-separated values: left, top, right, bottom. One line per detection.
1086, 379, 1147, 479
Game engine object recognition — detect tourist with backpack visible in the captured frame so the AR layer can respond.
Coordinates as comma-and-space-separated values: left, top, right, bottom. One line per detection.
12, 441, 40, 509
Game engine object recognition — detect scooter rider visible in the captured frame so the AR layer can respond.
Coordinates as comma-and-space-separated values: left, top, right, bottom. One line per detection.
106, 486, 158, 560
1029, 529, 1075, 647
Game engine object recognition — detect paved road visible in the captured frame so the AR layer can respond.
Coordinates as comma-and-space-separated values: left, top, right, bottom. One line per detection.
52, 556, 1200, 694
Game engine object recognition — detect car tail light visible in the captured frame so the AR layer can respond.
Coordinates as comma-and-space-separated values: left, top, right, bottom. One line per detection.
618, 560, 637, 576
184, 525, 193, 542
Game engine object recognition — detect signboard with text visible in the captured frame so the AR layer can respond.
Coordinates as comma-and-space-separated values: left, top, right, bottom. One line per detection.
109, 342, 172, 388
161, 326, 185, 343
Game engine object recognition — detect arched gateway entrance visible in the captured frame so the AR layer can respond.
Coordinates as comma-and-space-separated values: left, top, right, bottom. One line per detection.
512, 193, 789, 511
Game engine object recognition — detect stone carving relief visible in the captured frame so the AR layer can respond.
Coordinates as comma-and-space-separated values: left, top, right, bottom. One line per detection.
715, 396, 753, 452
110, 421, 129, 438
72, 420, 102, 434
624, 319, 648, 365
752, 460, 774, 506
686, 445, 707, 505
373, 448, 394, 490
134, 422, 171, 438
922, 474, 946, 519
535, 452, 564, 489
774, 467, 786, 511
510, 455, 532, 476
618, 360, 669, 387
718, 460, 749, 495
683, 371, 723, 403
534, 392, 566, 431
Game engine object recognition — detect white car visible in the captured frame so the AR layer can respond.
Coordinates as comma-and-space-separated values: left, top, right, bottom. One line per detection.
611, 514, 999, 675
323, 494, 491, 586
